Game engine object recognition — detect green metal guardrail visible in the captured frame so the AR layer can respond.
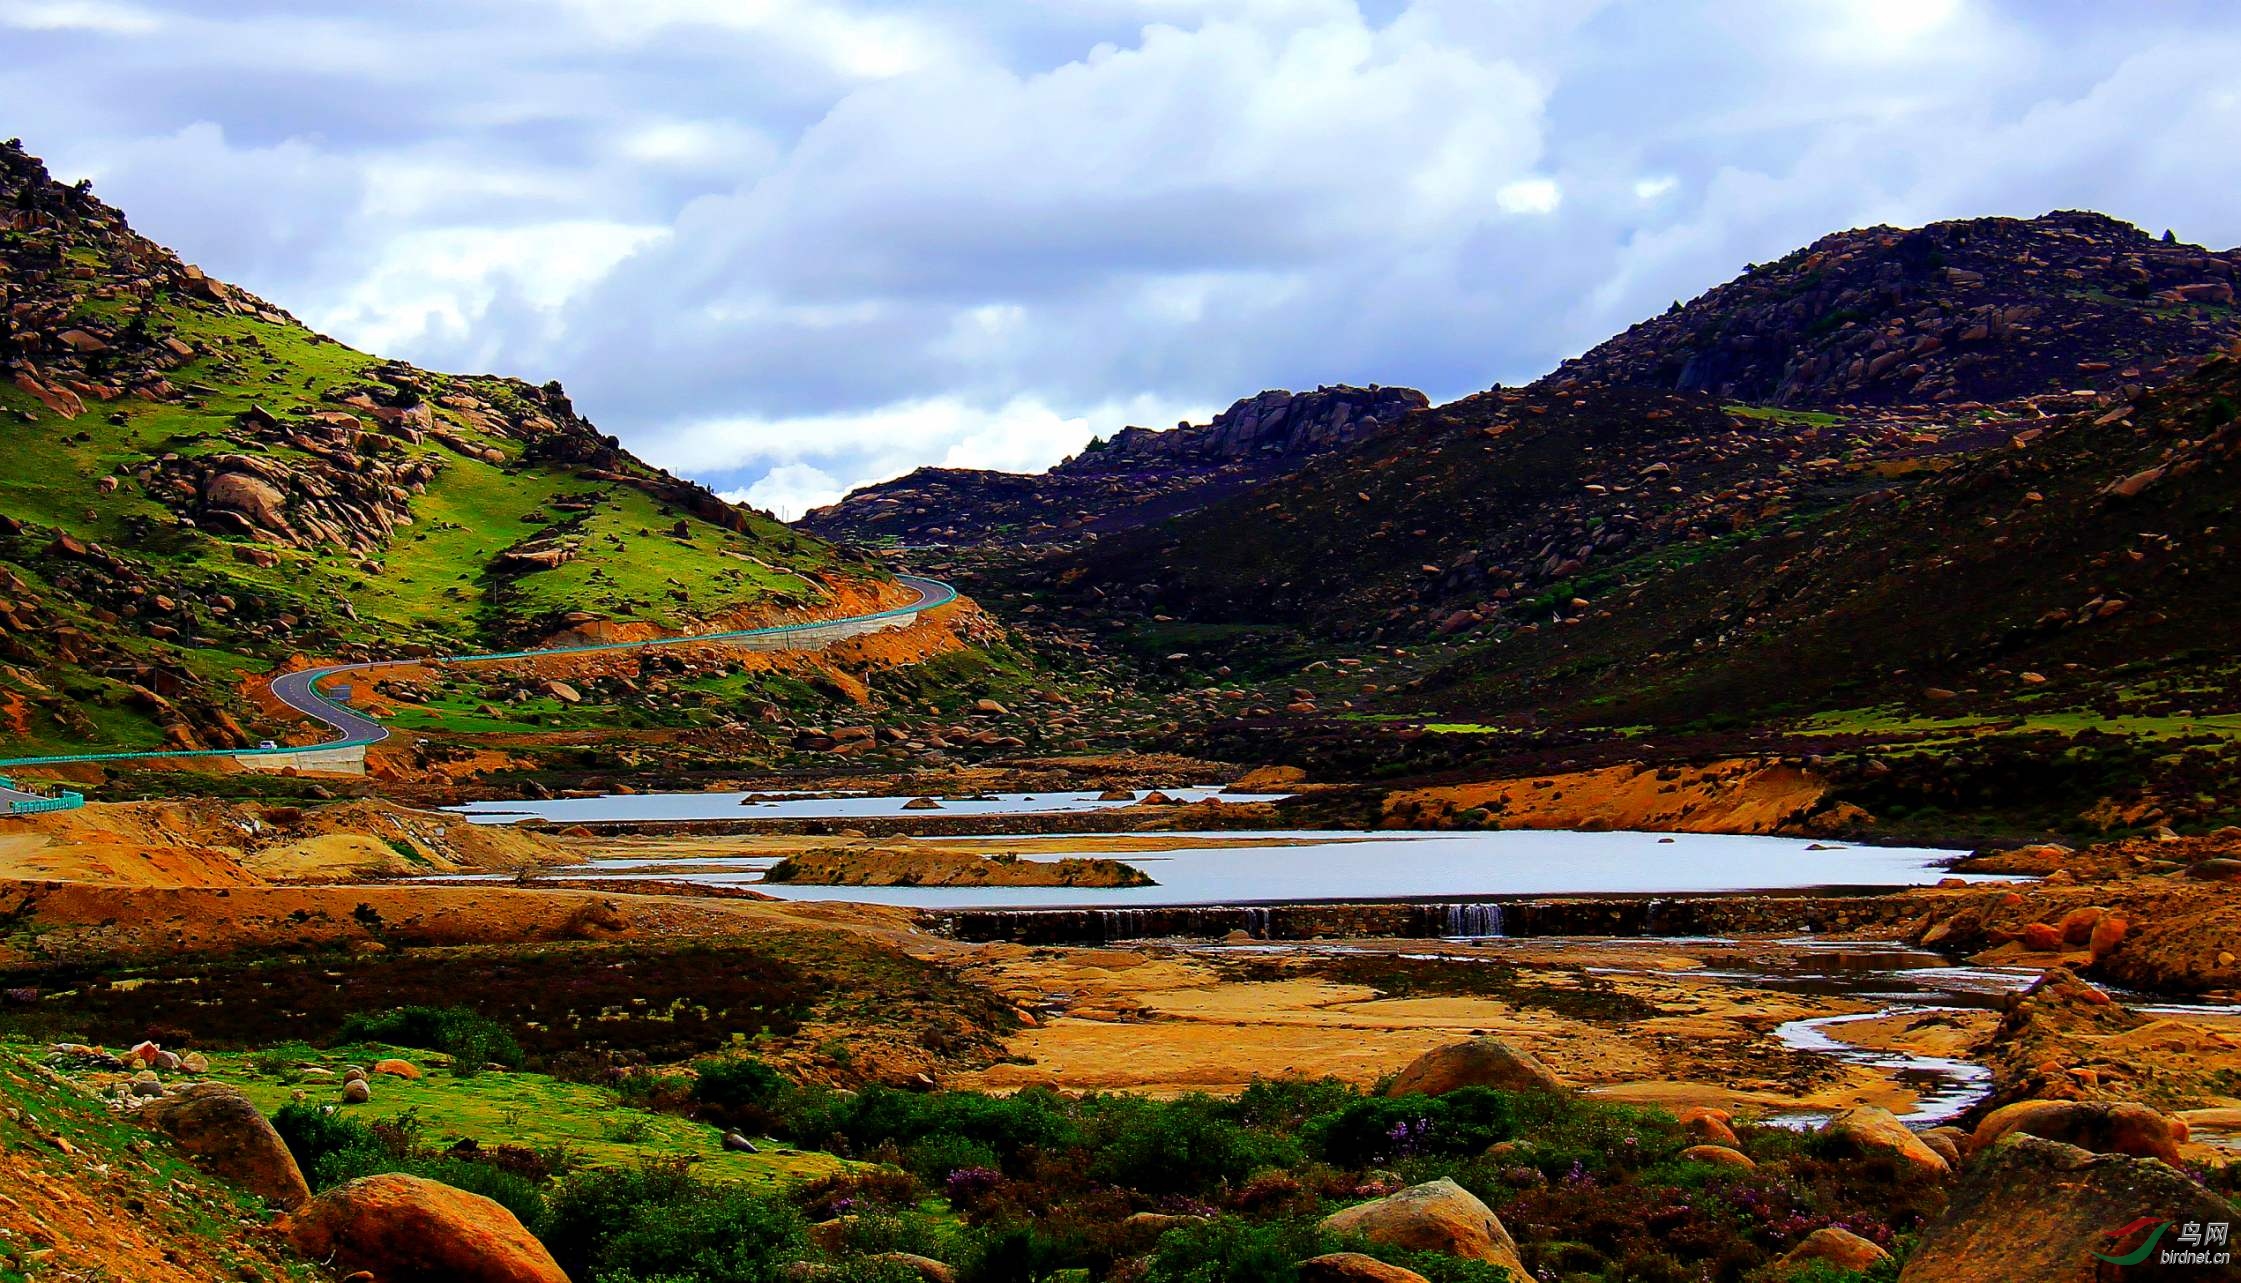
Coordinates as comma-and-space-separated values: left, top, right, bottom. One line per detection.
0, 576, 958, 772
2, 790, 85, 815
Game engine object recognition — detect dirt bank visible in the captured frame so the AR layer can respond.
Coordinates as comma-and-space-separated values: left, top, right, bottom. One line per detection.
765, 844, 1154, 888
1384, 757, 1855, 835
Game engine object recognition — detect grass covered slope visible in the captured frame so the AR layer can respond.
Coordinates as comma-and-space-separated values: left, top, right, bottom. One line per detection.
0, 141, 880, 755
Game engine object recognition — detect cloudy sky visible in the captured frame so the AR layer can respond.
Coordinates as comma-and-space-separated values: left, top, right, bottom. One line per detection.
7, 1, 2239, 516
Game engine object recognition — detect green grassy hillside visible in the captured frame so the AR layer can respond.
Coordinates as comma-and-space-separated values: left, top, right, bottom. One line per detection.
0, 140, 875, 756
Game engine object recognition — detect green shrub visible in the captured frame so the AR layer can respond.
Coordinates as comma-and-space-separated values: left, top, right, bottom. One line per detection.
272, 1102, 385, 1187
543, 1159, 808, 1283
691, 1057, 791, 1129
1087, 1094, 1299, 1195
338, 1005, 524, 1072
900, 1133, 1001, 1183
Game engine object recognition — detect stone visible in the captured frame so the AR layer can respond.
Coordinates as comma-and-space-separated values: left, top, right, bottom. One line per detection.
866, 1253, 954, 1283
1772, 1227, 1890, 1277
1678, 1143, 1755, 1170
2088, 913, 2128, 959
1318, 1178, 1528, 1277
1384, 1037, 1566, 1097
1968, 1099, 2185, 1165
722, 1131, 759, 1153
286, 1173, 570, 1283
342, 1079, 372, 1104
1821, 1106, 1950, 1176
902, 797, 942, 810
372, 1058, 421, 1080
1898, 1135, 2238, 1282
139, 1083, 311, 1208
2054, 906, 2104, 945
2020, 922, 2064, 952
1676, 1106, 1738, 1147
1297, 1253, 1432, 1283
204, 472, 290, 530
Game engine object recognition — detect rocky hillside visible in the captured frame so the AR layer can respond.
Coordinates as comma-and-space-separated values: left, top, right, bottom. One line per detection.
1420, 348, 2241, 731
800, 384, 1427, 545
1022, 382, 2036, 644
0, 140, 891, 756
1547, 211, 2241, 408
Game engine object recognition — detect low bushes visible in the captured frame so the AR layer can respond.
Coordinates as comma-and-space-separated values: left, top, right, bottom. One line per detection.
337, 1005, 524, 1074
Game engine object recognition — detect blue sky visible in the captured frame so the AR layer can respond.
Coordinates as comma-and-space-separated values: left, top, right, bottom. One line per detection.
7, 0, 2239, 516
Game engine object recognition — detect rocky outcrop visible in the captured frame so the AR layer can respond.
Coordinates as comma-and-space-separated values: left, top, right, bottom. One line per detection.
1548, 211, 2241, 408
137, 1082, 310, 1208
1319, 1178, 1528, 1278
1073, 386, 1428, 473
1820, 1106, 1950, 1176
285, 1173, 570, 1283
801, 386, 1427, 546
1770, 1227, 1890, 1277
1383, 1036, 1566, 1096
1297, 1253, 1434, 1283
1898, 1135, 2238, 1282
1967, 1099, 2185, 1165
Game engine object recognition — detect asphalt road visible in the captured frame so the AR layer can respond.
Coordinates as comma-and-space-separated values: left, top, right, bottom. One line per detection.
263, 574, 957, 752
0, 575, 957, 769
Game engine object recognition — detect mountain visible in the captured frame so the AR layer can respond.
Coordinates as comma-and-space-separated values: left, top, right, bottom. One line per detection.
1546, 210, 2241, 408
0, 140, 905, 757
1003, 213, 2241, 648
1419, 349, 2241, 730
800, 384, 1427, 546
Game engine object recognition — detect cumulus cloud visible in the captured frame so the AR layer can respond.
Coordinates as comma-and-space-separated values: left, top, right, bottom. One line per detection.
9, 1, 2241, 504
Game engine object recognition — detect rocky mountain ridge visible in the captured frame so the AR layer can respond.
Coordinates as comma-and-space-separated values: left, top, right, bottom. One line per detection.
1546, 210, 2241, 408
800, 384, 1426, 546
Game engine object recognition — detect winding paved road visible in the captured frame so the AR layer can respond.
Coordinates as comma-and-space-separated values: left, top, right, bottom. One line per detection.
0, 575, 956, 770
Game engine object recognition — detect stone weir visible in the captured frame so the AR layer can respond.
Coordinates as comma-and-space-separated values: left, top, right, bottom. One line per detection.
926, 891, 1929, 946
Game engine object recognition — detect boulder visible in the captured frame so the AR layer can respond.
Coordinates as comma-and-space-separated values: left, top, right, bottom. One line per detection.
2020, 922, 2064, 952
139, 1083, 310, 1208
2088, 913, 2128, 959
204, 471, 290, 530
1772, 1227, 1890, 1277
2055, 907, 2104, 946
1821, 1106, 1950, 1176
1676, 1106, 1738, 1147
1898, 1135, 2238, 1282
343, 1078, 372, 1104
867, 1253, 955, 1283
1679, 1143, 1755, 1170
1298, 1253, 1433, 1283
1968, 1099, 2184, 1165
1384, 1037, 1565, 1097
286, 1173, 570, 1283
1319, 1178, 1528, 1277
372, 1058, 422, 1080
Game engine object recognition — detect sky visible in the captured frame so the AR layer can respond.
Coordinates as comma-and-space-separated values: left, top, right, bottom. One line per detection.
7, 0, 2241, 518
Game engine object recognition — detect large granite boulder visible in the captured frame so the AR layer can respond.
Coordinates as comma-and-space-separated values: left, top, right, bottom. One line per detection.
1383, 1037, 1565, 1097
1319, 1178, 1527, 1279
1899, 1134, 2238, 1282
286, 1173, 569, 1283
138, 1082, 310, 1208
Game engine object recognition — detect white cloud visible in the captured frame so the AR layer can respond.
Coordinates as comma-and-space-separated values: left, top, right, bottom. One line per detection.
7, 1, 2238, 510
1495, 177, 1562, 214
1, 0, 161, 35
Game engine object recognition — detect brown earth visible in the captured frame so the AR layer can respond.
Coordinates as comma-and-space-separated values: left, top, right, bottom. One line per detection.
1385, 757, 1850, 835
765, 844, 1154, 888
